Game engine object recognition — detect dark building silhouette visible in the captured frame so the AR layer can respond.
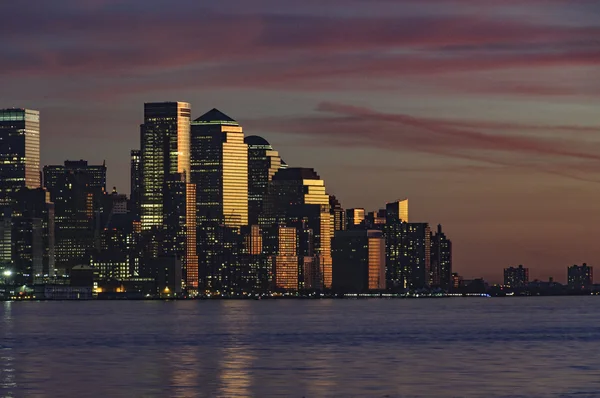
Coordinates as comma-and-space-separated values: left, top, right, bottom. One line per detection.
366, 209, 386, 230
0, 109, 41, 207
431, 224, 452, 290
568, 263, 593, 290
332, 229, 385, 292
43, 160, 106, 274
245, 135, 281, 226
503, 265, 529, 288
5, 188, 55, 284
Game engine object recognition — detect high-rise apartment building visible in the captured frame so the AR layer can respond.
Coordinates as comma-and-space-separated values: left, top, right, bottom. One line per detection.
332, 229, 385, 292
245, 135, 281, 226
503, 264, 529, 288
263, 168, 332, 290
431, 224, 452, 290
568, 263, 593, 290
0, 109, 41, 207
140, 102, 191, 230
385, 219, 431, 290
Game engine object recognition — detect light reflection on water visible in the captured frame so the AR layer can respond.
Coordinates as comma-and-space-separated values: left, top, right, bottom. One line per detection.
1, 298, 600, 397
1, 301, 16, 394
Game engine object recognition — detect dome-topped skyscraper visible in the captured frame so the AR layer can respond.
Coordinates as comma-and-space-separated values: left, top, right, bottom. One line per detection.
244, 135, 282, 226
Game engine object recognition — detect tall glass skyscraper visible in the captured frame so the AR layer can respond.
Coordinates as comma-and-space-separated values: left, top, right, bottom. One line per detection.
244, 135, 281, 226
140, 102, 191, 230
191, 108, 248, 292
0, 108, 41, 206
191, 108, 248, 228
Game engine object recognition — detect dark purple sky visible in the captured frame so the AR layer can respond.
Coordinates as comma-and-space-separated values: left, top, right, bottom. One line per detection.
2, 0, 600, 282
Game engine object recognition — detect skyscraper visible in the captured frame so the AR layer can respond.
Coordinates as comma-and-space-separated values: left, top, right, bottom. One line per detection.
191, 109, 248, 291
366, 209, 386, 230
346, 208, 365, 229
431, 224, 452, 290
191, 108, 248, 228
272, 226, 298, 291
329, 195, 346, 233
386, 199, 408, 223
43, 160, 106, 274
503, 264, 529, 288
130, 149, 141, 220
263, 168, 332, 290
245, 135, 281, 226
10, 188, 55, 284
332, 229, 385, 292
385, 218, 431, 290
567, 263, 593, 290
0, 108, 41, 207
140, 102, 191, 230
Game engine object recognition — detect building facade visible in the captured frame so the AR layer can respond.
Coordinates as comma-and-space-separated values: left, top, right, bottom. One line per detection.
431, 224, 452, 290
568, 263, 593, 290
130, 149, 141, 220
140, 102, 191, 230
245, 135, 281, 226
503, 264, 529, 288
0, 108, 41, 207
43, 160, 106, 274
346, 208, 365, 229
386, 199, 409, 223
385, 219, 431, 291
262, 168, 332, 290
332, 229, 385, 292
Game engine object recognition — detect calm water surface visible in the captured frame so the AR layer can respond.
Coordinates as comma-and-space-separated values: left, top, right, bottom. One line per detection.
1, 297, 600, 398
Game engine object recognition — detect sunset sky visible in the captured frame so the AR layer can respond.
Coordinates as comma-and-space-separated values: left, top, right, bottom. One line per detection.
2, 0, 599, 282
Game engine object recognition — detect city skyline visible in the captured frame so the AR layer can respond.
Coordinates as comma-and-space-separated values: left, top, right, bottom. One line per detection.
2, 0, 600, 282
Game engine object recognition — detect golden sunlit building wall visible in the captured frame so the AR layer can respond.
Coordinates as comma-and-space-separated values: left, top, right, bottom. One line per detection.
273, 226, 298, 291
191, 108, 248, 229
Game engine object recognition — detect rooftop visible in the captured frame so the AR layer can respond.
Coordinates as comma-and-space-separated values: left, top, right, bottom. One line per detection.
194, 108, 238, 125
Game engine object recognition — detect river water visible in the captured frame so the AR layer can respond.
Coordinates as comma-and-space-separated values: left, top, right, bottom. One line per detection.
1, 297, 600, 397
